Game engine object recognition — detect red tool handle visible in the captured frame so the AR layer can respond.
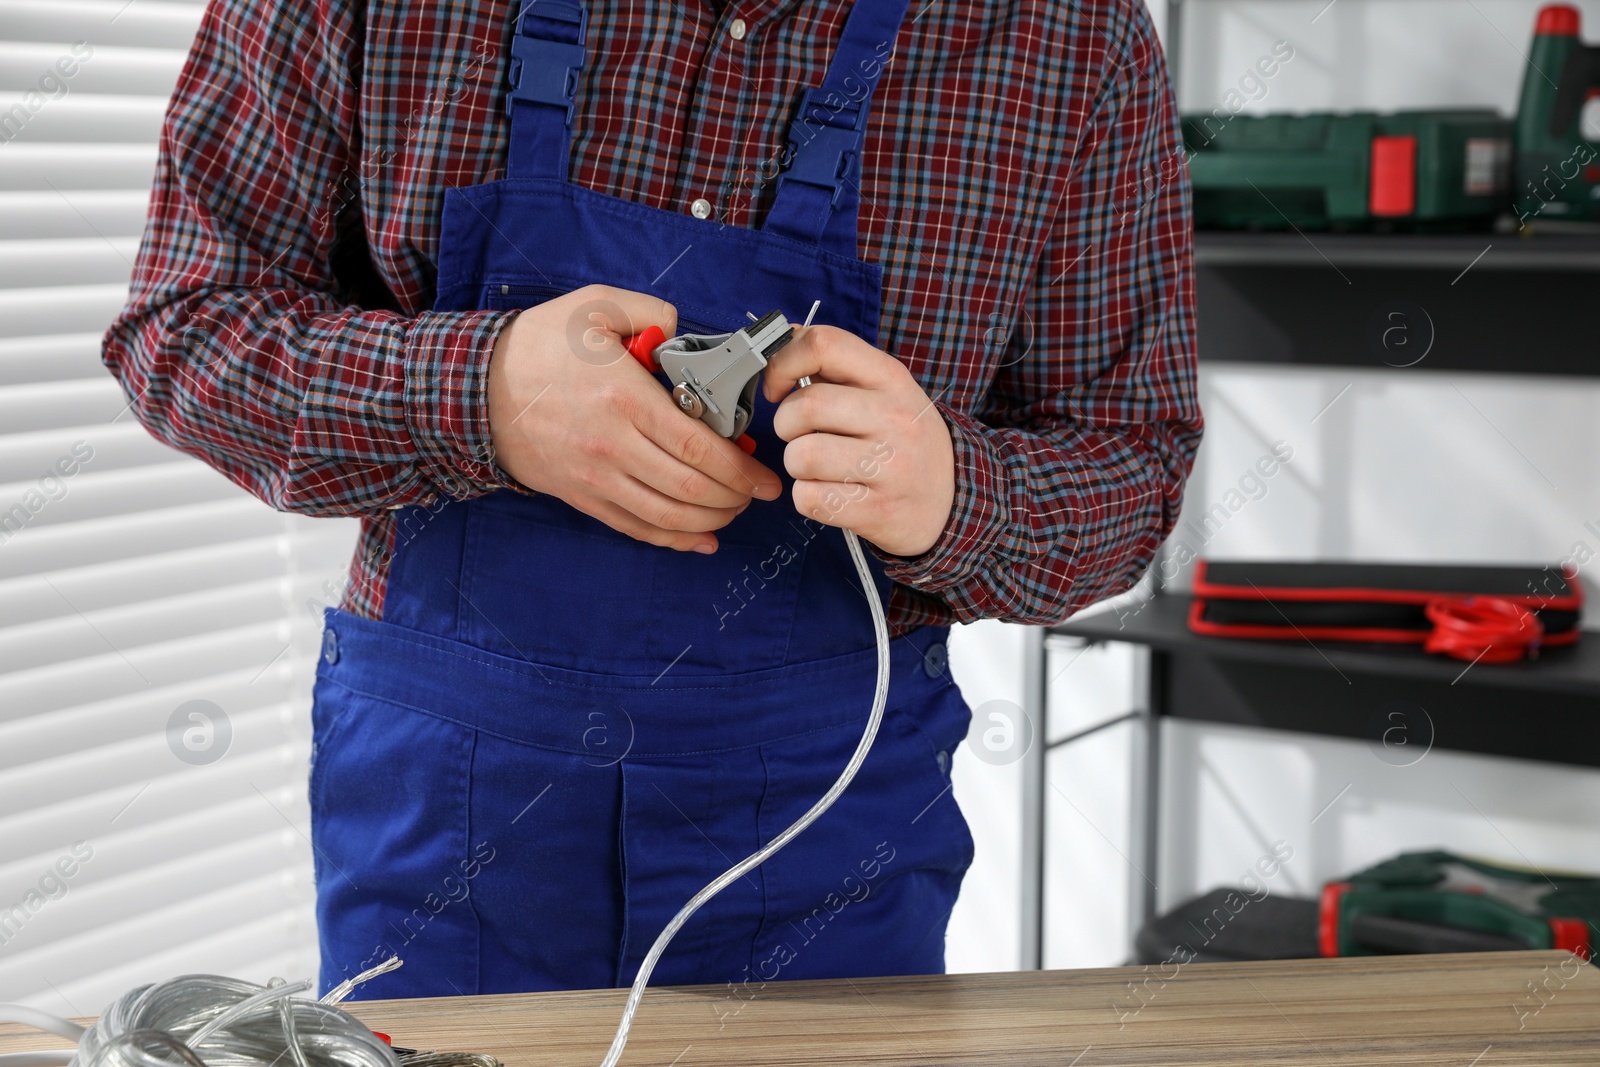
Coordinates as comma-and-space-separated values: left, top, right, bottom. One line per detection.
622, 324, 758, 455
1319, 881, 1351, 957
625, 325, 666, 371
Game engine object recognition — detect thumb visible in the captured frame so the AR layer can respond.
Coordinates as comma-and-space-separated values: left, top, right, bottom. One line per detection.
584, 285, 678, 341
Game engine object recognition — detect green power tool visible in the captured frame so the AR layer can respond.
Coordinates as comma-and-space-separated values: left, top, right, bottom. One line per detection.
1513, 4, 1600, 223
1320, 850, 1597, 958
1183, 112, 1513, 231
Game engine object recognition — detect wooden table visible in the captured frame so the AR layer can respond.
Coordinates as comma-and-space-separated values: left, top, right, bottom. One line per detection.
2, 952, 1594, 1066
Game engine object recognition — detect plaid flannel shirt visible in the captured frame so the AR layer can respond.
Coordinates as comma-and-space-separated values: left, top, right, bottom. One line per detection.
103, 0, 1203, 630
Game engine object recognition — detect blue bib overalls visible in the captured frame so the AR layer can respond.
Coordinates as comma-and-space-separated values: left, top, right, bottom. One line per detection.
309, 0, 975, 999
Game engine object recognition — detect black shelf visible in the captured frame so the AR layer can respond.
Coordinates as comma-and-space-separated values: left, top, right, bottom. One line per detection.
1052, 593, 1600, 770
1195, 230, 1600, 271
1192, 230, 1600, 377
1055, 592, 1600, 695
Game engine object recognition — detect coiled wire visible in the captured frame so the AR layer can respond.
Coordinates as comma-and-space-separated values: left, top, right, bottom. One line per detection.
78, 977, 393, 1067
0, 959, 434, 1067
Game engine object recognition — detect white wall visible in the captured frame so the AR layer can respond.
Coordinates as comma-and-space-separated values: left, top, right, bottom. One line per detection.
1160, 719, 1600, 915
1172, 0, 1600, 117
944, 621, 1029, 972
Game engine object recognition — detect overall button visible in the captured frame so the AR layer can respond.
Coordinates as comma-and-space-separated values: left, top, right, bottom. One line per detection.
922, 641, 948, 678
689, 197, 713, 219
728, 18, 747, 40
322, 628, 340, 665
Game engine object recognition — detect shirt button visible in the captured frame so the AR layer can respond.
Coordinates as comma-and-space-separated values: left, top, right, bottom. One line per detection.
690, 197, 713, 219
728, 18, 747, 40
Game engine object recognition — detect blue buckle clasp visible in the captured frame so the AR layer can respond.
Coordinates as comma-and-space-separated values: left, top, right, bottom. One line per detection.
776, 86, 870, 207
505, 0, 587, 122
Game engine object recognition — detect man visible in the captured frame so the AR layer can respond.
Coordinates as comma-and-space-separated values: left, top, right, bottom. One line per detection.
105, 0, 1200, 999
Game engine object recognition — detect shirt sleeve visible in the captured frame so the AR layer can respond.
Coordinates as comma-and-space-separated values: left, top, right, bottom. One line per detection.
873, 7, 1203, 625
100, 0, 518, 517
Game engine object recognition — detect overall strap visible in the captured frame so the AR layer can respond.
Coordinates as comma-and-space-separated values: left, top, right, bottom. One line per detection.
762, 0, 912, 254
504, 0, 587, 180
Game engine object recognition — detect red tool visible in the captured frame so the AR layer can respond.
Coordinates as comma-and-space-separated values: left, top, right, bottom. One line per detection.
625, 325, 667, 371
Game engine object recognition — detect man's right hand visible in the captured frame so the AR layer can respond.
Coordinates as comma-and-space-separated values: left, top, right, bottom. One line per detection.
486, 284, 783, 554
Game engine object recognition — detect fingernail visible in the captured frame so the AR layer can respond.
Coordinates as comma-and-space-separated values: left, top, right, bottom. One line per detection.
756, 483, 781, 501
693, 542, 717, 554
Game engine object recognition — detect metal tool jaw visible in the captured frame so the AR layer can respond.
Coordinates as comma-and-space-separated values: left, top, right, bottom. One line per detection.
652, 310, 794, 439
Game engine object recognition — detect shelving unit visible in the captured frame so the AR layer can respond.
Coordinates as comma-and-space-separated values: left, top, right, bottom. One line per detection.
1025, 593, 1600, 968
1022, 220, 1600, 960
1194, 229, 1600, 376
1013, 0, 1600, 974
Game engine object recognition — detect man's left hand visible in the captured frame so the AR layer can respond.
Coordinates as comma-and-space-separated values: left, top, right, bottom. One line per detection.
763, 325, 955, 557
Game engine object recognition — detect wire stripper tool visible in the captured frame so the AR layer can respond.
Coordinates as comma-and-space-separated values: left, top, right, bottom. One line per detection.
624, 310, 794, 454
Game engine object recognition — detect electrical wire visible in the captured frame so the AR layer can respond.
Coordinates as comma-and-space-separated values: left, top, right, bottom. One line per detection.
320, 958, 403, 1007
598, 528, 890, 1067
78, 975, 397, 1067
0, 1053, 74, 1067
0, 1009, 85, 1043
1423, 595, 1543, 663
0, 965, 403, 1067
600, 298, 888, 1067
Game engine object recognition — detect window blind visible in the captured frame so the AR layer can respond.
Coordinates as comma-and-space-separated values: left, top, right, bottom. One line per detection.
0, 0, 358, 1012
